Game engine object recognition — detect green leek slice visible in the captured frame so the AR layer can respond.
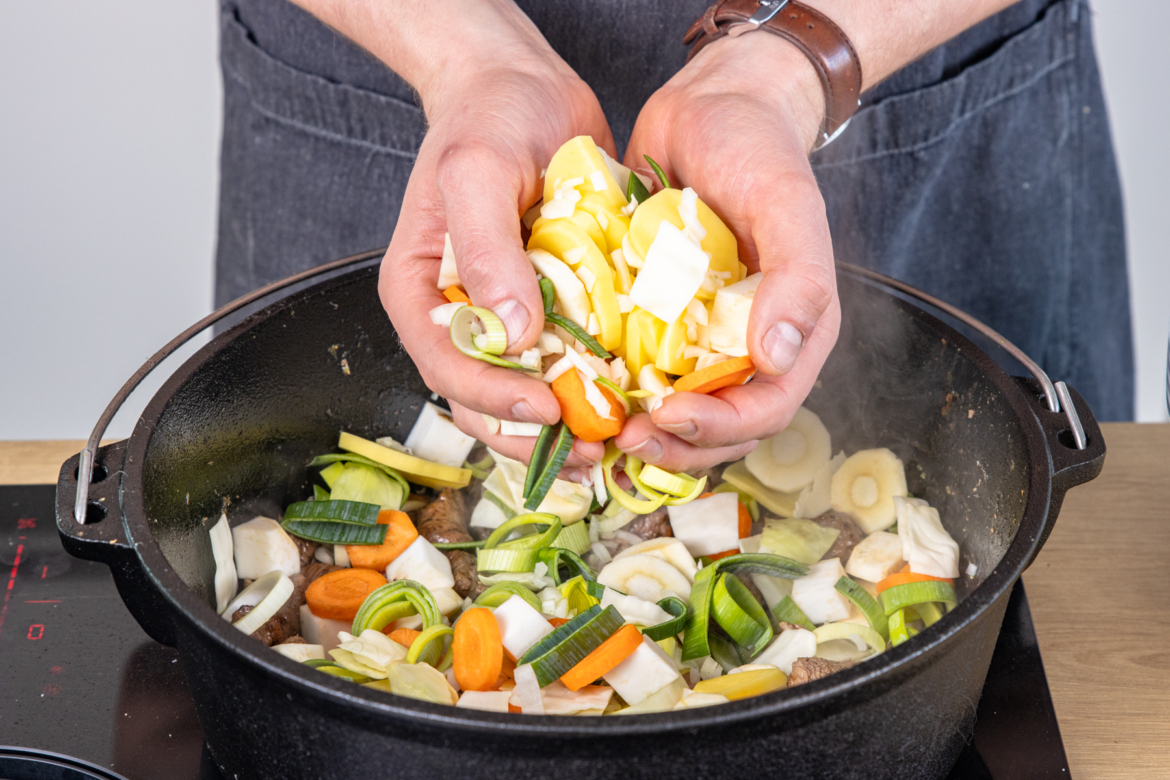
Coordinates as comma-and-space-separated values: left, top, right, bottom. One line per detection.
638, 465, 698, 498
406, 624, 453, 667
545, 312, 612, 359
536, 547, 596, 585
477, 547, 541, 573
560, 575, 600, 614
712, 574, 772, 659
539, 277, 556, 313
835, 576, 890, 641
663, 473, 709, 506
484, 491, 517, 520
627, 170, 651, 204
431, 540, 487, 551
523, 424, 575, 512
284, 499, 380, 525
351, 580, 441, 634
309, 452, 410, 496
813, 623, 886, 656
681, 565, 720, 661
772, 595, 815, 631
551, 521, 591, 555
915, 601, 944, 627
281, 520, 387, 546
603, 453, 668, 515
516, 604, 623, 687
888, 608, 919, 647
593, 375, 631, 415
317, 665, 372, 683
522, 425, 557, 502
879, 581, 957, 616
313, 484, 331, 501
641, 596, 688, 641
708, 631, 747, 672
644, 154, 672, 190
475, 582, 543, 611
484, 513, 561, 551
707, 553, 809, 580
450, 306, 531, 368
302, 658, 336, 669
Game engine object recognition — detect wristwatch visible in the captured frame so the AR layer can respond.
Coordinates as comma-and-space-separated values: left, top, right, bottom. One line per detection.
684, 0, 863, 149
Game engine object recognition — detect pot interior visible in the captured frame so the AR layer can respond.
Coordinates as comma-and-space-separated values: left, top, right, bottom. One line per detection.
136, 268, 1030, 615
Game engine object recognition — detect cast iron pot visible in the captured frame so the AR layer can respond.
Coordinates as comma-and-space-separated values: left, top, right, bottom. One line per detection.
56, 251, 1104, 780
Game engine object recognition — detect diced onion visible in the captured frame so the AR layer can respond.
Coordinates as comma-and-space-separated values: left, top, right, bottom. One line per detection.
429, 302, 466, 327
596, 210, 609, 230
683, 345, 710, 360
563, 247, 586, 266
611, 250, 632, 294
576, 266, 596, 293
678, 187, 708, 243
621, 195, 639, 217
591, 541, 613, 564
591, 461, 608, 506
224, 571, 294, 636
621, 233, 644, 268
616, 294, 635, 314
580, 369, 617, 420
538, 331, 565, 355
564, 344, 600, 381
590, 170, 608, 192
685, 298, 709, 326
518, 348, 542, 370
966, 562, 978, 577
541, 187, 581, 220
695, 352, 732, 371
543, 355, 574, 384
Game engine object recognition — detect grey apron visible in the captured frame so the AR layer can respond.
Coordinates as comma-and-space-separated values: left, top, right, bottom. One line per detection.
214, 0, 1133, 421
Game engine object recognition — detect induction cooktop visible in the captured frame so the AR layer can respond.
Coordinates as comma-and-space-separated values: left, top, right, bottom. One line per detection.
0, 484, 1070, 780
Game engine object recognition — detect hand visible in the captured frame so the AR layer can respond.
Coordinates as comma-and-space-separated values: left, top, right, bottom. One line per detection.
377, 6, 612, 468
616, 33, 842, 472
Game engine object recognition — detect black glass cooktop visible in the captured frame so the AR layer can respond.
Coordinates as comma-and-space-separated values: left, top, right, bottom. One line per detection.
0, 485, 1070, 780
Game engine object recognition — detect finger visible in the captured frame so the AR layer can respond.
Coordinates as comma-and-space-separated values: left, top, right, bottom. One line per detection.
648, 295, 840, 448
451, 402, 605, 468
614, 413, 758, 473
436, 141, 545, 352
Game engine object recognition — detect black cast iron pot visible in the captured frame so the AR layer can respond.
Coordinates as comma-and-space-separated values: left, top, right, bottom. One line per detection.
56, 251, 1104, 780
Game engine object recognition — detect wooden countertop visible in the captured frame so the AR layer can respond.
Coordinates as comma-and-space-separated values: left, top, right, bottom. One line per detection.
3, 425, 1168, 778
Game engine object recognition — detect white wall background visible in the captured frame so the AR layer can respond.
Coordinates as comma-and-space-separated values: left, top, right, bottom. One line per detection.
0, 0, 1166, 442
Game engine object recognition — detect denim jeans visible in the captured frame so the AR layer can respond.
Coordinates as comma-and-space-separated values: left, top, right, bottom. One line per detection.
215, 0, 1133, 420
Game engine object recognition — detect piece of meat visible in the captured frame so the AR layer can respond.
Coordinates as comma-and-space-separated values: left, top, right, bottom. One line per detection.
293, 537, 319, 568
814, 511, 866, 565
625, 507, 672, 541
734, 572, 768, 611
232, 573, 308, 647
302, 562, 344, 585
278, 635, 307, 645
416, 489, 482, 598
787, 656, 853, 686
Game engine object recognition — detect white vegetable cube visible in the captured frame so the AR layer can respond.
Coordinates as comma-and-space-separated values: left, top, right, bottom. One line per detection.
749, 573, 793, 609
628, 221, 711, 324
602, 635, 682, 706
707, 272, 761, 357
299, 605, 351, 654
600, 589, 673, 627
754, 627, 818, 674
791, 558, 852, 625
232, 516, 301, 579
667, 492, 740, 557
457, 690, 513, 713
384, 536, 455, 591
492, 595, 553, 659
271, 643, 325, 664
845, 531, 904, 583
404, 402, 477, 468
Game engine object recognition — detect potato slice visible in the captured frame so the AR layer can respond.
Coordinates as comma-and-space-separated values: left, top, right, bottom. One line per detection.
628, 189, 739, 281
543, 135, 628, 211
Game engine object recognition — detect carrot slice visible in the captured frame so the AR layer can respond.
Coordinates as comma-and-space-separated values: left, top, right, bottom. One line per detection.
453, 608, 504, 693
346, 510, 418, 571
560, 623, 642, 691
550, 368, 625, 443
673, 356, 756, 395
384, 627, 421, 647
305, 568, 388, 621
707, 549, 739, 562
443, 286, 471, 304
548, 617, 572, 628
875, 569, 954, 594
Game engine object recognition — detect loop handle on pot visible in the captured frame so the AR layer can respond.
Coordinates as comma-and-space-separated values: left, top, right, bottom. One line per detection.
838, 263, 1086, 450
71, 248, 386, 524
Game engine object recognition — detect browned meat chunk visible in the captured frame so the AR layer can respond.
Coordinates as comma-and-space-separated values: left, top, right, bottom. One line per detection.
293, 537, 319, 568
625, 507, 673, 540
787, 656, 853, 686
417, 489, 482, 598
231, 574, 307, 647
814, 511, 866, 565
302, 562, 344, 585
278, 635, 307, 645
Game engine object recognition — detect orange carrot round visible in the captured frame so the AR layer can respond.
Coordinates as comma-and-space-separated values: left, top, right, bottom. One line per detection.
548, 617, 571, 628
452, 608, 504, 693
384, 627, 421, 647
443, 286, 471, 304
560, 623, 642, 691
875, 569, 954, 594
673, 356, 756, 395
347, 510, 418, 571
707, 549, 739, 562
550, 368, 625, 442
305, 568, 387, 621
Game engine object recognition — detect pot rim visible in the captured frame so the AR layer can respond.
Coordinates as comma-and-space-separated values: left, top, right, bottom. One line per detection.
117, 264, 1057, 737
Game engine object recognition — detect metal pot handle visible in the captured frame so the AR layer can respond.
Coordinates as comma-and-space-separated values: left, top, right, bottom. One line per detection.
838, 263, 1087, 448
70, 248, 386, 524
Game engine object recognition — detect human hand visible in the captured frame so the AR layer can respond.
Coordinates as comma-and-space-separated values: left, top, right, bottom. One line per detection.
615, 33, 842, 472
377, 4, 613, 468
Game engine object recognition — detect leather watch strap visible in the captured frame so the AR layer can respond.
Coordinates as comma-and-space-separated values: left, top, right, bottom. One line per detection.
684, 0, 862, 144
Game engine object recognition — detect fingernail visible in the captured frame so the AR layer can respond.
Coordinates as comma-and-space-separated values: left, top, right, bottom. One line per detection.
657, 420, 697, 438
495, 299, 530, 347
764, 321, 805, 374
511, 401, 546, 425
626, 436, 664, 464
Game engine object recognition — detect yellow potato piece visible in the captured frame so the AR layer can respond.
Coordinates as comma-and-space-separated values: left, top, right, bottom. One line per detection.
576, 248, 623, 352
623, 308, 663, 376
543, 135, 627, 211
577, 193, 631, 254
693, 668, 787, 700
655, 313, 696, 376
531, 209, 607, 258
628, 189, 740, 281
338, 432, 471, 489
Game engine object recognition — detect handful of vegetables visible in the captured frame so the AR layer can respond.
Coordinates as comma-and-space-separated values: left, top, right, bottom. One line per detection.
431, 136, 762, 510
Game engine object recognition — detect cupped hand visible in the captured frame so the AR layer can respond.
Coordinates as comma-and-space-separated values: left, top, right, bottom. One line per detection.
616, 33, 842, 472
378, 12, 611, 467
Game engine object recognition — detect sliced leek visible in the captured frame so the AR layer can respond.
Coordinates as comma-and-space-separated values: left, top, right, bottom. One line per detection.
627, 170, 651, 204
483, 513, 562, 551
888, 608, 919, 647
225, 571, 294, 635
431, 540, 487, 550
813, 622, 886, 656
641, 596, 688, 641
476, 581, 543, 612
878, 581, 957, 616
450, 305, 528, 368
551, 520, 591, 555
644, 154, 671, 190
477, 547, 541, 573
281, 520, 387, 546
406, 624, 453, 667
522, 425, 557, 501
681, 565, 719, 661
309, 452, 410, 497
523, 424, 575, 512
712, 574, 772, 659
516, 604, 623, 687
284, 499, 380, 525
351, 580, 442, 634
560, 575, 601, 615
772, 595, 815, 631
536, 547, 596, 585
915, 601, 945, 627
834, 575, 890, 641
707, 553, 810, 580
484, 490, 517, 520
638, 464, 699, 498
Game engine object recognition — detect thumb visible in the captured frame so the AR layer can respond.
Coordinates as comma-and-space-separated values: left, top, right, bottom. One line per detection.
436, 144, 544, 351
